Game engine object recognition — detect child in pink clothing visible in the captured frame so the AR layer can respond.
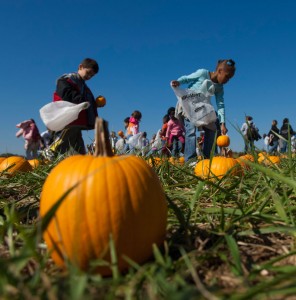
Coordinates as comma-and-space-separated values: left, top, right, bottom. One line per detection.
127, 110, 142, 137
16, 119, 41, 159
166, 107, 185, 157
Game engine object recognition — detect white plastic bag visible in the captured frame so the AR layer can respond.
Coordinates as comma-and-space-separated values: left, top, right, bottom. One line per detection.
40, 101, 90, 131
172, 79, 217, 127
127, 132, 144, 150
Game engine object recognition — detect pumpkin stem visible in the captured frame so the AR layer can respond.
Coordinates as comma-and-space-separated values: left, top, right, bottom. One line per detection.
94, 117, 114, 157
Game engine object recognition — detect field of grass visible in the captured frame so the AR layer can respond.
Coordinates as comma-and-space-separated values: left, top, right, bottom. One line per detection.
1, 152, 296, 299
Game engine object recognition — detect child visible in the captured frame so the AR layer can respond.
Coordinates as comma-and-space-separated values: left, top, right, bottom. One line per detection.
16, 119, 41, 159
141, 132, 149, 156
171, 59, 236, 160
50, 58, 100, 155
126, 110, 142, 153
127, 110, 142, 137
115, 130, 126, 154
279, 118, 295, 153
165, 107, 185, 158
159, 114, 170, 156
268, 120, 280, 154
110, 131, 118, 153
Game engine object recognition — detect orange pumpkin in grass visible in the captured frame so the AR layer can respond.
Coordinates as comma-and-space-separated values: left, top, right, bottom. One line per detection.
40, 118, 167, 276
236, 154, 254, 169
195, 156, 241, 180
258, 155, 280, 166
179, 156, 185, 165
216, 135, 230, 148
0, 157, 6, 164
168, 156, 185, 165
147, 157, 163, 167
0, 156, 32, 176
194, 159, 210, 179
28, 159, 41, 169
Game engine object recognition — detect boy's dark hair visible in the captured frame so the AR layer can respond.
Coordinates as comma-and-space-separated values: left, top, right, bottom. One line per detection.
124, 117, 130, 123
80, 58, 99, 73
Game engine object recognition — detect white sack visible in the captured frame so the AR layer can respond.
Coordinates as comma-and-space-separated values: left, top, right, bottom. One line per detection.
172, 79, 217, 127
40, 101, 90, 131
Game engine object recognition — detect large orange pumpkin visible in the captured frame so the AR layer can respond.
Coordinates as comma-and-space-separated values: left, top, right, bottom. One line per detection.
0, 156, 32, 176
216, 135, 230, 148
195, 156, 241, 180
40, 118, 167, 276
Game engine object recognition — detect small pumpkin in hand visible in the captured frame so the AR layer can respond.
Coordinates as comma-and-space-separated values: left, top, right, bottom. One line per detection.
95, 95, 106, 107
40, 118, 167, 276
216, 135, 230, 148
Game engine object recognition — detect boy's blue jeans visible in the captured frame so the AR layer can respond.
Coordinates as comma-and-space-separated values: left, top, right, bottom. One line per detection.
184, 118, 218, 161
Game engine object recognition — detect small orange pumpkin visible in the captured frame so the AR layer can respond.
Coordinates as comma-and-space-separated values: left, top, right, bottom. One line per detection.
147, 157, 163, 167
216, 135, 230, 148
95, 95, 106, 107
28, 159, 41, 169
117, 130, 124, 138
0, 156, 32, 176
40, 118, 167, 276
179, 156, 185, 165
236, 154, 254, 169
258, 155, 280, 166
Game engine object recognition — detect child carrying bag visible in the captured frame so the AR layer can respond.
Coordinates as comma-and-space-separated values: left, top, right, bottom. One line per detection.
172, 79, 217, 127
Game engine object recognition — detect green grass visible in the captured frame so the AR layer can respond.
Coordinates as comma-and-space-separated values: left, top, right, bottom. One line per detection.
1, 154, 296, 299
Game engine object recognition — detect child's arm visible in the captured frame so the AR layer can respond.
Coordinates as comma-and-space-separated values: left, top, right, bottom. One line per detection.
176, 69, 205, 85
215, 89, 227, 135
165, 122, 172, 140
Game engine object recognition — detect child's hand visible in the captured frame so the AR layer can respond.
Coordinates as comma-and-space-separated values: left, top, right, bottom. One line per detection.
220, 123, 228, 135
170, 80, 180, 87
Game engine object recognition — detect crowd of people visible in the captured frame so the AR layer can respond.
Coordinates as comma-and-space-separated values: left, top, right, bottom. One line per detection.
15, 58, 296, 161
240, 116, 296, 154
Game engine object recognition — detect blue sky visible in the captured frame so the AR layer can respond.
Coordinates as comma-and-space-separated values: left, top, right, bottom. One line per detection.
1, 0, 296, 155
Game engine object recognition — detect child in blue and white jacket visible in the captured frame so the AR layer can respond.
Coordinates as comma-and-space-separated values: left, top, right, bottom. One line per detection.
171, 59, 236, 160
